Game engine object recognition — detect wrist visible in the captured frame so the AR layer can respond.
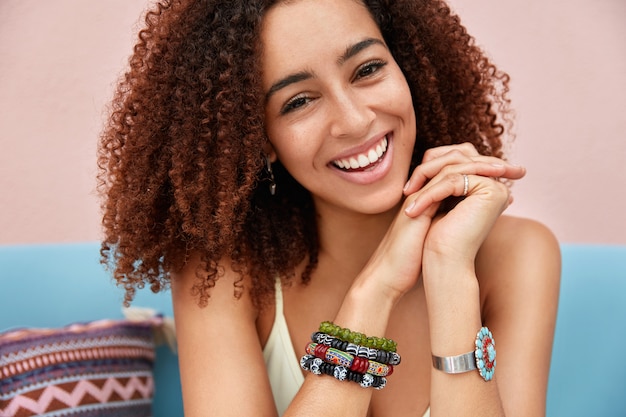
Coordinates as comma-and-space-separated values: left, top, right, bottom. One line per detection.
424, 275, 482, 355
334, 274, 396, 336
422, 262, 478, 297
422, 249, 475, 277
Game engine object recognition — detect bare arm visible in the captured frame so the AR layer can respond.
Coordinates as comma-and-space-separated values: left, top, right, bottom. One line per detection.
403, 143, 559, 416
422, 216, 560, 416
172, 251, 409, 417
172, 260, 409, 417
477, 216, 561, 416
283, 208, 433, 417
171, 256, 279, 417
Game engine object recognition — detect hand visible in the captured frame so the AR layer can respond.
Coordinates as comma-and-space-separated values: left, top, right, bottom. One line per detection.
358, 143, 524, 301
402, 143, 525, 269
358, 198, 436, 301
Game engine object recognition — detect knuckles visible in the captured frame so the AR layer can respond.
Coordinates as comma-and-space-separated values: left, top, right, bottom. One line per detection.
422, 142, 479, 163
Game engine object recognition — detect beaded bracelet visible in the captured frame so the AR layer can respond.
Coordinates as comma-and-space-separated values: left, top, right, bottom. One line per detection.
300, 354, 387, 390
311, 331, 402, 366
319, 321, 398, 352
305, 342, 394, 377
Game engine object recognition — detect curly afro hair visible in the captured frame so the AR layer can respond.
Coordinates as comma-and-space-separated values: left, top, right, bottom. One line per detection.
98, 0, 512, 308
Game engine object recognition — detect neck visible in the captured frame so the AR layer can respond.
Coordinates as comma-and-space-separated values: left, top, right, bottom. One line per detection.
313, 201, 401, 282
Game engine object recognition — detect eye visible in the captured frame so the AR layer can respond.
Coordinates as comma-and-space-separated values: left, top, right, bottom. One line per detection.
353, 60, 387, 81
280, 94, 312, 115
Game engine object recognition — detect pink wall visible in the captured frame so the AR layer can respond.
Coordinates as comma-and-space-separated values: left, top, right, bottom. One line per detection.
1, 0, 624, 245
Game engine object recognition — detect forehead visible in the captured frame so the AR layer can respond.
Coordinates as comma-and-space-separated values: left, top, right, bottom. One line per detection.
260, 0, 382, 70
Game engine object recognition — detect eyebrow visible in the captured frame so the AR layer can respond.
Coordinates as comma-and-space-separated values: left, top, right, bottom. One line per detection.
264, 37, 385, 102
265, 71, 313, 102
338, 37, 384, 65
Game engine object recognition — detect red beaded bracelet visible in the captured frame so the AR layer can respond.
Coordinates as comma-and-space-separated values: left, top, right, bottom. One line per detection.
305, 342, 394, 377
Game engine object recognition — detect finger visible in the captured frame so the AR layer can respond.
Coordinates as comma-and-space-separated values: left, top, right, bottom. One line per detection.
421, 142, 480, 163
405, 173, 468, 217
405, 149, 473, 194
404, 158, 525, 195
404, 173, 509, 217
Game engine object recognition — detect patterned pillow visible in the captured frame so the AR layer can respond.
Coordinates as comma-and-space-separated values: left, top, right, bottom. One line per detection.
0, 318, 161, 417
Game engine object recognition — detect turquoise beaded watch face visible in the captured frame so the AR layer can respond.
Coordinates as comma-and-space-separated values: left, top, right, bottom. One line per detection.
475, 327, 496, 381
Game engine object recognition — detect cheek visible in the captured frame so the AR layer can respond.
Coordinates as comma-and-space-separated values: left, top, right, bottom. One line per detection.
388, 77, 414, 114
269, 128, 320, 171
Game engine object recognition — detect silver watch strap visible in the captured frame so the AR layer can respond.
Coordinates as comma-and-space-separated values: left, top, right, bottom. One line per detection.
431, 351, 476, 374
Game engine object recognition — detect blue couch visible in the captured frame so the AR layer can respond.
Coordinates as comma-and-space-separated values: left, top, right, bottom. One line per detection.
1, 243, 625, 416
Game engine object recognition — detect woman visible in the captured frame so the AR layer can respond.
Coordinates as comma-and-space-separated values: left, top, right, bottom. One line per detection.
98, 0, 561, 415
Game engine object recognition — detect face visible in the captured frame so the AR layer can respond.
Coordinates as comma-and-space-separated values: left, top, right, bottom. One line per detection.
261, 0, 416, 216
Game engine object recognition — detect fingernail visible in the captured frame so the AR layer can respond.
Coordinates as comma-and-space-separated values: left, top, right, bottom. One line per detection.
403, 179, 411, 192
405, 200, 416, 214
491, 163, 504, 168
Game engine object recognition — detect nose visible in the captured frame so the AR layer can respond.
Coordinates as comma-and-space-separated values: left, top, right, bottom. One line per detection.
328, 89, 375, 139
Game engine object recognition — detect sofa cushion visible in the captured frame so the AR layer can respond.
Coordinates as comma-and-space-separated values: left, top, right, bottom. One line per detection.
0, 318, 160, 417
0, 243, 182, 417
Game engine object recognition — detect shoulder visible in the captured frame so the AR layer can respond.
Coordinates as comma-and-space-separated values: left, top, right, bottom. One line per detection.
479, 215, 561, 274
476, 215, 561, 311
170, 253, 259, 321
484, 215, 560, 256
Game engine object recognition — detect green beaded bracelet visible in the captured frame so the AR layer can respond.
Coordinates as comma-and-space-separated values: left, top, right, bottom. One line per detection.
318, 321, 398, 353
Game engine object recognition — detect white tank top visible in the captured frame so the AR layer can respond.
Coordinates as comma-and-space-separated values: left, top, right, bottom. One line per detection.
262, 281, 304, 415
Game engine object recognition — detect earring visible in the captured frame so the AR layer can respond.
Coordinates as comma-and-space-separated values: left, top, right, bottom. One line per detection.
266, 156, 277, 195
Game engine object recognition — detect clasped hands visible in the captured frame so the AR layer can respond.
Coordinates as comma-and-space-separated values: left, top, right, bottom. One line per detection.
362, 142, 526, 301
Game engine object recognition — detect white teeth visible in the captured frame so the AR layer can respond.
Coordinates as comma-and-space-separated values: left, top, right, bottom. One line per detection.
333, 135, 389, 170
367, 149, 378, 163
358, 154, 370, 166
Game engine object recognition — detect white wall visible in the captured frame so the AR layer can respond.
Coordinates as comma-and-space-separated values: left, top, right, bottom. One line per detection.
1, 0, 624, 245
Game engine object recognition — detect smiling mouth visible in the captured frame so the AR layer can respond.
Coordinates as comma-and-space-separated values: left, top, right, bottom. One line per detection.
332, 136, 389, 171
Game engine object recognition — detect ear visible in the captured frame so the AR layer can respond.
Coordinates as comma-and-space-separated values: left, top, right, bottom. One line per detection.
263, 141, 278, 163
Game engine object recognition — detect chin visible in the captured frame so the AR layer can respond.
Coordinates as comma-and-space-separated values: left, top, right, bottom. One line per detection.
353, 188, 405, 216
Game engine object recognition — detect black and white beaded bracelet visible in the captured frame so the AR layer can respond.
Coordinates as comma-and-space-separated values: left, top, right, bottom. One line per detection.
300, 354, 387, 390
311, 332, 401, 366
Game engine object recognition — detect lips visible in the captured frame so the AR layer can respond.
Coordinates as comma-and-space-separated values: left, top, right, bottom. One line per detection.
332, 135, 388, 171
